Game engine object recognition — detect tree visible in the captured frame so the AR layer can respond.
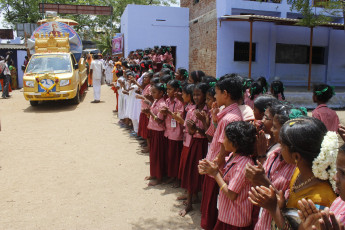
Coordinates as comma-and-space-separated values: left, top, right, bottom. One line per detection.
287, 0, 344, 29
92, 30, 113, 56
0, 0, 177, 32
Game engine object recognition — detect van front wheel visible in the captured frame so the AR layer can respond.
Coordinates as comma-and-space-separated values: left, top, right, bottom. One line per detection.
72, 88, 80, 105
30, 101, 39, 106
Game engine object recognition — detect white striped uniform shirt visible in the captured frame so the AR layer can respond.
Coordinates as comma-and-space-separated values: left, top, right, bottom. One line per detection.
330, 197, 345, 225
218, 153, 254, 227
254, 147, 295, 230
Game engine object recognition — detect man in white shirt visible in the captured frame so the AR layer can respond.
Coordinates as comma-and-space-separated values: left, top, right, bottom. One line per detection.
90, 54, 105, 103
0, 56, 11, 99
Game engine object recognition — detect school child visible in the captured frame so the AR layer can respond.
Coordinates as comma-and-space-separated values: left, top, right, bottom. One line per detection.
245, 81, 263, 110
163, 46, 173, 66
136, 73, 153, 153
156, 53, 164, 72
105, 57, 114, 84
298, 143, 345, 227
203, 83, 217, 143
116, 71, 127, 124
160, 74, 172, 84
243, 78, 254, 106
198, 76, 244, 230
111, 68, 123, 112
270, 80, 285, 101
122, 72, 132, 128
249, 117, 337, 229
175, 68, 189, 82
252, 95, 277, 121
234, 76, 255, 123
180, 82, 210, 217
199, 121, 257, 229
127, 74, 141, 136
138, 60, 148, 84
162, 63, 174, 72
257, 76, 268, 94
160, 68, 172, 78
253, 95, 278, 130
187, 81, 216, 140
312, 84, 339, 132
176, 84, 195, 184
143, 83, 167, 186
161, 79, 185, 184
246, 103, 296, 230
188, 70, 205, 84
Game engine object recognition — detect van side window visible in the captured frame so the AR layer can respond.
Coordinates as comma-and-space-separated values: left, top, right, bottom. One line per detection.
71, 54, 77, 66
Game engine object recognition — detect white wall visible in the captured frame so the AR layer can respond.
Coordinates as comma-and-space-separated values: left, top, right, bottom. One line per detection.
121, 4, 189, 69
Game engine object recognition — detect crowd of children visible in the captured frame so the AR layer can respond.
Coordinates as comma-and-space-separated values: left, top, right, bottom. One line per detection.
111, 47, 345, 230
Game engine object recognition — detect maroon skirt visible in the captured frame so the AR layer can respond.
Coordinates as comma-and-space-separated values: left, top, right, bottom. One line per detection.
214, 220, 252, 230
178, 146, 189, 180
180, 138, 208, 194
138, 112, 149, 139
149, 130, 166, 180
201, 175, 219, 230
251, 206, 260, 229
167, 139, 183, 178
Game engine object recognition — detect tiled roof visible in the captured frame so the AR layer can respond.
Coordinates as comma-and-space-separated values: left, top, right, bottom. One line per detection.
0, 43, 26, 50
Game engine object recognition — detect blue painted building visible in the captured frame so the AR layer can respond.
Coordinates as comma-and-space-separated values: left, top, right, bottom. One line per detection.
182, 0, 345, 86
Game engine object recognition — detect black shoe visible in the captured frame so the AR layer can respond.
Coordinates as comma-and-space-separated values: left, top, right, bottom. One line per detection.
91, 100, 100, 103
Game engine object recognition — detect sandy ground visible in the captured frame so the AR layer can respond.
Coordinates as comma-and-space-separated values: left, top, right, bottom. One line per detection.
0, 86, 201, 230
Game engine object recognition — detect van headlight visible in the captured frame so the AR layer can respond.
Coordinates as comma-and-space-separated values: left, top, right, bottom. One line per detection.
24, 81, 34, 88
60, 80, 71, 87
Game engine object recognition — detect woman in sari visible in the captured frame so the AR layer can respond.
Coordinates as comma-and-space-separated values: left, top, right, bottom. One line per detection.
249, 117, 337, 230
87, 54, 93, 87
9, 61, 17, 89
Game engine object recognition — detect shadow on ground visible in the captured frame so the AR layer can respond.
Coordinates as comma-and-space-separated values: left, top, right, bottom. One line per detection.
131, 215, 202, 230
23, 92, 87, 113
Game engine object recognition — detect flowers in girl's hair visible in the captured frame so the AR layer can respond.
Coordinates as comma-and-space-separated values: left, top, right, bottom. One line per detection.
312, 131, 338, 191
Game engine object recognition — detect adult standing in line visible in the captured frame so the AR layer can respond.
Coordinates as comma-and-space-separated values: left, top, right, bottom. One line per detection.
90, 54, 105, 103
0, 56, 11, 99
87, 54, 93, 87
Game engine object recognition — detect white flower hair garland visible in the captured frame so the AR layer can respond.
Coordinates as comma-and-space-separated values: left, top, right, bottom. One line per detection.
312, 131, 338, 191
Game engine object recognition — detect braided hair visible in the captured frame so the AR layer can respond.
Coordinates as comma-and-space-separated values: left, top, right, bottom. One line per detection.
271, 80, 285, 100
249, 82, 263, 100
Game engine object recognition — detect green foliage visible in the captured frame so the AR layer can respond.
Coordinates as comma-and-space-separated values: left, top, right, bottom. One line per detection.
0, 0, 177, 31
0, 0, 42, 24
92, 30, 113, 56
287, 0, 344, 28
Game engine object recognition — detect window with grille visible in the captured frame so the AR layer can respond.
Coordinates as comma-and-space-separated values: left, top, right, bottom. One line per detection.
234, 42, 256, 62
275, 43, 325, 64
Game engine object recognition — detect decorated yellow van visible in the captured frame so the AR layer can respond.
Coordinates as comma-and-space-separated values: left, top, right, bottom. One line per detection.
23, 17, 87, 106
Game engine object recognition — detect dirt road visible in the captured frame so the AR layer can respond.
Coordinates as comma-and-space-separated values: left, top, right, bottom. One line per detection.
0, 87, 201, 230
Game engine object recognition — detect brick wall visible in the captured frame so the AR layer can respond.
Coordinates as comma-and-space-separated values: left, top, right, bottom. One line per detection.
181, 0, 217, 77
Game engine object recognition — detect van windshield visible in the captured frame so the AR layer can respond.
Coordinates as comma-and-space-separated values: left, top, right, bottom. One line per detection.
26, 54, 72, 74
